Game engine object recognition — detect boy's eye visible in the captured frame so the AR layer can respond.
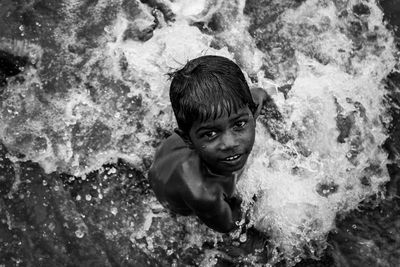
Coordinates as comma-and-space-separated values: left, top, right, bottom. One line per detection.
234, 120, 247, 128
204, 131, 217, 139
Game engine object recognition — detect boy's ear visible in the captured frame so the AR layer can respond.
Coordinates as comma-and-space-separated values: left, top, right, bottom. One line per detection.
174, 128, 194, 148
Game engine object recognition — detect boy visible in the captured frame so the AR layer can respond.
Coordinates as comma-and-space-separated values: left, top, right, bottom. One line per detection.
149, 55, 268, 233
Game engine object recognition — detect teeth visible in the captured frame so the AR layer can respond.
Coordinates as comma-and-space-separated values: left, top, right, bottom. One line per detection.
225, 154, 240, 161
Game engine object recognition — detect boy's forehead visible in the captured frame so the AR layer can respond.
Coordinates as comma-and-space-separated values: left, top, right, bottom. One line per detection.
193, 106, 251, 128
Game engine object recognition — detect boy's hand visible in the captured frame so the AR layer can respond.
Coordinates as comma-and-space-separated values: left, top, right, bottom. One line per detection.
250, 87, 270, 118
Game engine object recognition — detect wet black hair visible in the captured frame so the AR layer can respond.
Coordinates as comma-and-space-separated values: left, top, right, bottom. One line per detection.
169, 55, 257, 133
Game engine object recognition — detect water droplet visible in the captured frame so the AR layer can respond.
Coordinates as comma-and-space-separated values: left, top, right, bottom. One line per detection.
105, 230, 113, 239
111, 207, 118, 215
108, 167, 117, 175
98, 193, 103, 199
48, 222, 55, 231
54, 185, 59, 191
42, 180, 48, 186
75, 229, 84, 238
76, 195, 81, 201
239, 233, 247, 243
85, 194, 92, 201
146, 237, 154, 250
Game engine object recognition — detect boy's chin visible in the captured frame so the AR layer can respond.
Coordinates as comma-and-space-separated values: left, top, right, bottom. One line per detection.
208, 156, 248, 175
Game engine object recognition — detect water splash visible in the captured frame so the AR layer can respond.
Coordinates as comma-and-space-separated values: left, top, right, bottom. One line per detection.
236, 0, 396, 264
0, 0, 397, 265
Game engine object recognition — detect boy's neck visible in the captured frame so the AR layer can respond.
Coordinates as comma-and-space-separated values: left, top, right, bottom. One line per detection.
202, 161, 244, 180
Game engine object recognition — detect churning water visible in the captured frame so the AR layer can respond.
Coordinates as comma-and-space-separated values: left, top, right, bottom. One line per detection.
0, 0, 399, 266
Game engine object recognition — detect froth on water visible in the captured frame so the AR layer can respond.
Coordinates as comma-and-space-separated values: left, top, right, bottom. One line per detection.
0, 0, 397, 265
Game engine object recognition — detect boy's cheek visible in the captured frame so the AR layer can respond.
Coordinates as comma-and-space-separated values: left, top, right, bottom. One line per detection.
246, 130, 256, 152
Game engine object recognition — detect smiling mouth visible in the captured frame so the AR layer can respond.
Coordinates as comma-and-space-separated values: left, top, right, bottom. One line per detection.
223, 154, 242, 161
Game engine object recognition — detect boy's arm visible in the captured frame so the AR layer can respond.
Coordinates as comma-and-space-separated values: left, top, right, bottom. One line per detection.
183, 187, 242, 233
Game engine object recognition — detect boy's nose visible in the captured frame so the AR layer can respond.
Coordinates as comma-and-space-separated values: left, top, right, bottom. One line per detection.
219, 131, 239, 151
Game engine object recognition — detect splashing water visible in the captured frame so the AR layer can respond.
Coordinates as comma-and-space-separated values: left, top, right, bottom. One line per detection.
0, 0, 398, 265
236, 0, 396, 263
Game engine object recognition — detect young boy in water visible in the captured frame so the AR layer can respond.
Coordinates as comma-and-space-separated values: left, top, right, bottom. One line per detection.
149, 55, 268, 233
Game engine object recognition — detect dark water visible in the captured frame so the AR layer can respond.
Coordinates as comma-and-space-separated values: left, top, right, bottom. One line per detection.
0, 0, 400, 266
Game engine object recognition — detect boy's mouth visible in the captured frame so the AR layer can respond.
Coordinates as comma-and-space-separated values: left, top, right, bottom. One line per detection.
224, 154, 241, 161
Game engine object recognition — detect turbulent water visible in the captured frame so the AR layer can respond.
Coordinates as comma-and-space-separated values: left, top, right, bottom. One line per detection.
0, 0, 399, 266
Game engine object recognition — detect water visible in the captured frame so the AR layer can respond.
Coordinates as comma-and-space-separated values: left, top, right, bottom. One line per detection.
236, 0, 396, 263
0, 0, 399, 266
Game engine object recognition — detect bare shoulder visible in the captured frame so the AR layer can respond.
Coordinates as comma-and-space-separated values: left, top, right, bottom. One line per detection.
150, 134, 188, 179
149, 146, 209, 213
153, 133, 187, 158
149, 135, 200, 197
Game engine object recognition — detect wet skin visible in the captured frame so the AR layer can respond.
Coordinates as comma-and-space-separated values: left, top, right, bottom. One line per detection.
185, 106, 256, 176
149, 106, 257, 233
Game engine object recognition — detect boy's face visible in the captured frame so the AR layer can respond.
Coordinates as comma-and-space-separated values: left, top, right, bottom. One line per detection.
185, 106, 256, 176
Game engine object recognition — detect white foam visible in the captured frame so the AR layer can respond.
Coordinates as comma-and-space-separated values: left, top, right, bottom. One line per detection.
0, 0, 397, 263
235, 0, 396, 262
